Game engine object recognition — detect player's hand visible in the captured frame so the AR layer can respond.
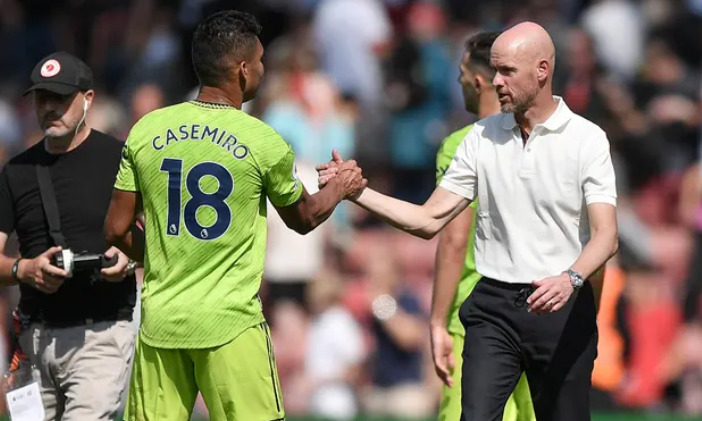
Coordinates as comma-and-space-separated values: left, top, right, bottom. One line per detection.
528, 273, 574, 314
316, 149, 344, 188
100, 246, 130, 282
318, 150, 367, 199
336, 162, 367, 200
17, 246, 67, 294
430, 322, 455, 387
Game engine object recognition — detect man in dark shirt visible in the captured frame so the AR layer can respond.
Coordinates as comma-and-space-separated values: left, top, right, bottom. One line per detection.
0, 52, 137, 421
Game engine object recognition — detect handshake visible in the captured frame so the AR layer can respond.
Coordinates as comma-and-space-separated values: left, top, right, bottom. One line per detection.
316, 150, 367, 200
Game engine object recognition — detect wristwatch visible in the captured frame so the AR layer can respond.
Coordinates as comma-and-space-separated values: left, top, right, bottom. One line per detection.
564, 269, 585, 290
126, 260, 138, 276
11, 258, 22, 282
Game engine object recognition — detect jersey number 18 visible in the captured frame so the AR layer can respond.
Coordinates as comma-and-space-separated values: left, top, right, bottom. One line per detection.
160, 158, 233, 240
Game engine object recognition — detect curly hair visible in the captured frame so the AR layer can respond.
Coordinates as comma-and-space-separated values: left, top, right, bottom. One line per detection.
192, 10, 262, 86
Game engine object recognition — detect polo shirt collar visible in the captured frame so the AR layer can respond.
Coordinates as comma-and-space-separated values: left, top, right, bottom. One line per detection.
500, 96, 573, 132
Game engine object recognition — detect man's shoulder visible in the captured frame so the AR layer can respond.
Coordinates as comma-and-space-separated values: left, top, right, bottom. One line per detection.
89, 129, 124, 150
5, 139, 45, 167
472, 113, 508, 133
567, 112, 606, 138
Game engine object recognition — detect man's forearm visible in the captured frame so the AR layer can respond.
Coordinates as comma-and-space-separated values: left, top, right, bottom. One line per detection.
570, 228, 618, 280
352, 188, 442, 239
108, 225, 145, 263
0, 254, 20, 286
295, 179, 347, 234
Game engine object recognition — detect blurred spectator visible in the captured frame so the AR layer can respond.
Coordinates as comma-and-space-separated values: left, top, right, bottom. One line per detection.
313, 0, 391, 108
362, 244, 433, 419
270, 301, 310, 416
85, 95, 127, 139
0, 101, 21, 165
581, 0, 645, 80
264, 161, 328, 312
385, 2, 452, 203
312, 0, 392, 161
262, 34, 356, 164
305, 271, 366, 420
130, 82, 165, 123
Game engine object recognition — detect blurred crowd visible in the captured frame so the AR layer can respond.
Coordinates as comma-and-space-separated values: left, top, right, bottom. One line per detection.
1, 0, 702, 418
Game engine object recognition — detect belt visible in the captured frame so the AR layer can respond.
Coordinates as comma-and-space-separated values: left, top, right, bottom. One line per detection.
480, 277, 535, 308
38, 312, 132, 328
480, 277, 533, 290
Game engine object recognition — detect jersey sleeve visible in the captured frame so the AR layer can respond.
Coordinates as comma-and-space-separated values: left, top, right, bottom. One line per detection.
436, 127, 469, 185
581, 129, 617, 206
0, 168, 15, 234
114, 136, 139, 192
263, 135, 303, 208
439, 128, 479, 201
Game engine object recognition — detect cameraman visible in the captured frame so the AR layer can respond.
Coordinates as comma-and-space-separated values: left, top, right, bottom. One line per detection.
0, 52, 137, 420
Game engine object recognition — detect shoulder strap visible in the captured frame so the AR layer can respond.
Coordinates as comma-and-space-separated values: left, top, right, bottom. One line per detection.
35, 164, 68, 248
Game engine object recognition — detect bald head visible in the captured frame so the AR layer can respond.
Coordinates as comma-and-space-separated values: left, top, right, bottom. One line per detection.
493, 22, 555, 69
490, 22, 556, 114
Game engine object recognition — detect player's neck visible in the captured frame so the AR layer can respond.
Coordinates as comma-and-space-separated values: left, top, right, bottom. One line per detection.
45, 125, 91, 155
197, 86, 243, 110
479, 92, 500, 119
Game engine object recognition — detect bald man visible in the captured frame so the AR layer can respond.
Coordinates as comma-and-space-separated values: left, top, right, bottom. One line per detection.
318, 21, 618, 421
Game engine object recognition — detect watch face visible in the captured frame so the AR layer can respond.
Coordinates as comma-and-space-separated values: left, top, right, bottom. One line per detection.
568, 270, 584, 288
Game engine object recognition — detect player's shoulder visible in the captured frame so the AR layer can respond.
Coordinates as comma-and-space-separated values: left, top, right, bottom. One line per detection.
444, 124, 473, 145
233, 112, 285, 144
438, 124, 473, 155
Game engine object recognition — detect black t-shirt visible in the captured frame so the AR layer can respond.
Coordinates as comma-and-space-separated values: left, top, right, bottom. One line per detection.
0, 130, 136, 323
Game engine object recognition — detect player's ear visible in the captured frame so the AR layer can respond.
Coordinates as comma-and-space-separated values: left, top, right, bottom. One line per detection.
238, 61, 248, 91
474, 75, 482, 91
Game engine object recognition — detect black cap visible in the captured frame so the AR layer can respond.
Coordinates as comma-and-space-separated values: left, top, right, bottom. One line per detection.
23, 52, 93, 96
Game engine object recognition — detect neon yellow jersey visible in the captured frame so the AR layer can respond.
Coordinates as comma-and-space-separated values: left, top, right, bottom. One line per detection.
115, 100, 302, 349
436, 125, 481, 337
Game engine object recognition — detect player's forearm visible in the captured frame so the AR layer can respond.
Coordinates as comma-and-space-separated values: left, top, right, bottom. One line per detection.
352, 188, 442, 239
570, 225, 618, 280
106, 225, 145, 263
294, 178, 346, 234
431, 235, 467, 327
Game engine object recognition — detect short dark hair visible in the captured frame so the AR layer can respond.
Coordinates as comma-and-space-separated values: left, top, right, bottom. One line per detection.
192, 10, 262, 86
464, 31, 501, 79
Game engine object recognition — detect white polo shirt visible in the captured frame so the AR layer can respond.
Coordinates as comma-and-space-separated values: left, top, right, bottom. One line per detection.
440, 97, 617, 284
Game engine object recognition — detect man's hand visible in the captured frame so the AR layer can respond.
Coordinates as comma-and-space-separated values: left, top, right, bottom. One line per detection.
17, 246, 67, 294
100, 246, 130, 282
317, 150, 367, 199
316, 149, 346, 188
430, 323, 455, 387
528, 273, 574, 314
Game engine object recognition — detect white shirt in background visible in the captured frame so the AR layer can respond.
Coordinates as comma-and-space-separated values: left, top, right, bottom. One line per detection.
306, 305, 365, 420
313, 0, 391, 106
265, 161, 326, 283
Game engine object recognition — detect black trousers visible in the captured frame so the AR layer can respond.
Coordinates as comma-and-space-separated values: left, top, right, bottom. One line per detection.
459, 277, 598, 421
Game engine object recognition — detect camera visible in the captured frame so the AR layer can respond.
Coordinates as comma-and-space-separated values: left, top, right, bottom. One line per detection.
50, 249, 118, 278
